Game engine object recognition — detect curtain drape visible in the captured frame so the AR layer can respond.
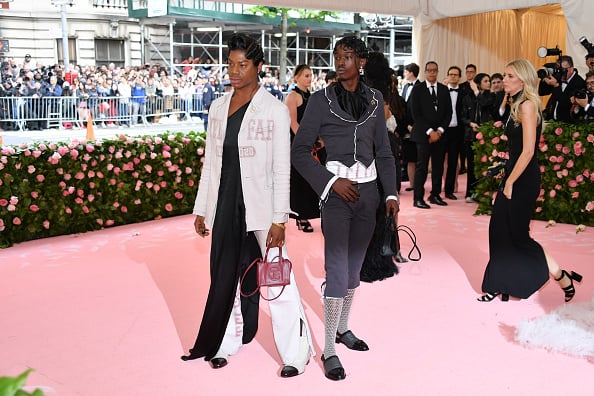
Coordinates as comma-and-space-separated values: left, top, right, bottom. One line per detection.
418, 5, 566, 76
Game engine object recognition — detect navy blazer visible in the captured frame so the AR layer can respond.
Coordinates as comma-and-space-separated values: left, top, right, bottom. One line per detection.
291, 83, 397, 199
409, 81, 453, 144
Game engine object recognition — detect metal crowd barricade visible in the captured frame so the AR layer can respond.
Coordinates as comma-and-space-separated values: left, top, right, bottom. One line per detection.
0, 92, 215, 131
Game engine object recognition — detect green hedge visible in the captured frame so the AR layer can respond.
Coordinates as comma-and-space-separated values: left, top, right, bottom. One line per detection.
473, 120, 594, 228
0, 131, 205, 248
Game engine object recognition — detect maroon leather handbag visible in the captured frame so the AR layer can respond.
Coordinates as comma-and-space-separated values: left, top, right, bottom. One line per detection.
240, 246, 291, 301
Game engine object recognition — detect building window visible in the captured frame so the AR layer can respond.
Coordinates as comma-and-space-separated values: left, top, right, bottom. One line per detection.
95, 38, 125, 67
57, 38, 77, 67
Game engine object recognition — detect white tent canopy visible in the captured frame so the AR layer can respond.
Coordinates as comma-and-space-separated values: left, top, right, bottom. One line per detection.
235, 0, 593, 75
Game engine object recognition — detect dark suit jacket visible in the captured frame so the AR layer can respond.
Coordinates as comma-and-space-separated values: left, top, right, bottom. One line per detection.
539, 71, 586, 122
409, 81, 453, 144
291, 83, 397, 199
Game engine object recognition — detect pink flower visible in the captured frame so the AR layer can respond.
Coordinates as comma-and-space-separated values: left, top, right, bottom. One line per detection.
160, 181, 167, 188
586, 201, 594, 211
165, 203, 173, 211
30, 204, 39, 212
109, 179, 116, 185
0, 199, 7, 207
480, 155, 487, 163
185, 167, 192, 174
56, 168, 64, 175
154, 137, 163, 144
121, 206, 128, 213
88, 170, 95, 178
113, 202, 120, 208
86, 144, 94, 152
562, 146, 570, 154
88, 194, 95, 202
493, 120, 503, 128
568, 180, 578, 188
576, 175, 584, 182
572, 192, 579, 199
9, 196, 18, 205
549, 155, 557, 163
57, 146, 69, 156
566, 160, 574, 168
163, 145, 171, 152
561, 169, 569, 177
27, 165, 36, 174
146, 182, 153, 189
70, 149, 79, 159
105, 220, 115, 226
7, 204, 15, 211
188, 179, 195, 187
587, 134, 594, 143
43, 220, 50, 229
134, 199, 141, 205
555, 144, 563, 151
113, 167, 121, 175
68, 186, 75, 195
157, 170, 164, 177
549, 190, 556, 198
89, 182, 95, 189
491, 137, 500, 144
75, 172, 85, 180
162, 151, 171, 158
539, 144, 548, 152
535, 207, 542, 213
153, 184, 160, 192
133, 157, 140, 165
13, 217, 21, 225
554, 127, 563, 135
144, 164, 153, 173
74, 197, 83, 204
197, 147, 204, 156
0, 219, 4, 231
32, 150, 42, 158
573, 132, 580, 138
175, 192, 183, 199
554, 184, 561, 190
63, 173, 71, 181
82, 206, 89, 213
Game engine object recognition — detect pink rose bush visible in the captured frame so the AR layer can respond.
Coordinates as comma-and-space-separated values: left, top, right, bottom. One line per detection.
0, 131, 205, 248
473, 121, 593, 228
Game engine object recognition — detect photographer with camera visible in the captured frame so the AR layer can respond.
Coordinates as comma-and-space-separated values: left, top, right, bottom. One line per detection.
572, 71, 594, 122
538, 55, 585, 123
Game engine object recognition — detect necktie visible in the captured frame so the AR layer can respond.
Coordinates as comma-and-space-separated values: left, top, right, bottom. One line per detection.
431, 85, 437, 99
449, 88, 458, 92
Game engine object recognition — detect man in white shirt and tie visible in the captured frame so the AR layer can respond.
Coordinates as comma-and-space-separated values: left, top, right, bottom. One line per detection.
401, 63, 421, 191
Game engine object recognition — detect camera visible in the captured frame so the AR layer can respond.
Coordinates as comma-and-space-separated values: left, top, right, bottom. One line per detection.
579, 36, 594, 57
575, 88, 593, 102
536, 46, 566, 81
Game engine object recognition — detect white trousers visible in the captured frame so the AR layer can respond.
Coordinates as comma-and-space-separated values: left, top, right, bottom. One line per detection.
217, 229, 314, 369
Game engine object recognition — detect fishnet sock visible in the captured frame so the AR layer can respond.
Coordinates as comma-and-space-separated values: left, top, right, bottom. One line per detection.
337, 288, 355, 334
323, 297, 343, 358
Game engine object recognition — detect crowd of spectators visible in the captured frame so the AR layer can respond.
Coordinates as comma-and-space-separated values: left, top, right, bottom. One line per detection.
0, 54, 339, 132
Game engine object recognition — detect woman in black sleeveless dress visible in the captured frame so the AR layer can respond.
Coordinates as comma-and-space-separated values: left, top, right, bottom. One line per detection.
285, 65, 320, 232
478, 59, 582, 302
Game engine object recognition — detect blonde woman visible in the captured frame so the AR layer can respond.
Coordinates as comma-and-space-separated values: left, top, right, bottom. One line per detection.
478, 59, 582, 302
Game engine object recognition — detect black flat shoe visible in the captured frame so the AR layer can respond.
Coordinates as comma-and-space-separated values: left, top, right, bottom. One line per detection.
209, 357, 228, 369
445, 193, 458, 200
335, 330, 369, 351
280, 365, 299, 378
321, 354, 346, 381
414, 200, 430, 209
428, 195, 448, 206
405, 187, 414, 191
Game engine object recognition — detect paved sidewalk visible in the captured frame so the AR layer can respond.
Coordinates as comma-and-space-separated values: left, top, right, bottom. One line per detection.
0, 118, 204, 146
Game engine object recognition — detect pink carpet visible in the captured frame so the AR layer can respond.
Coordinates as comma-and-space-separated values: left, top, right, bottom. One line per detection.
1, 181, 593, 395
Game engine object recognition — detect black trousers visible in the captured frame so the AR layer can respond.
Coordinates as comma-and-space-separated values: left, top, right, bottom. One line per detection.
413, 138, 446, 201
444, 126, 464, 195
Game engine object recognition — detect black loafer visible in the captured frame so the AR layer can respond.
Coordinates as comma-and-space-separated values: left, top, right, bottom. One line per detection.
321, 355, 346, 381
335, 330, 369, 351
209, 357, 228, 369
445, 193, 458, 200
414, 200, 430, 209
428, 195, 448, 206
280, 365, 299, 378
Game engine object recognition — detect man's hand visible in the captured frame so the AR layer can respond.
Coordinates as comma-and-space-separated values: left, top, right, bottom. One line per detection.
332, 178, 360, 202
428, 130, 441, 143
266, 224, 285, 248
543, 75, 560, 87
386, 199, 400, 227
194, 215, 210, 237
